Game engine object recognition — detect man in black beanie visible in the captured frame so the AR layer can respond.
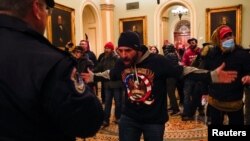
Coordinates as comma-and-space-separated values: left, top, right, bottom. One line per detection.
83, 31, 237, 141
118, 31, 141, 50
0, 0, 104, 140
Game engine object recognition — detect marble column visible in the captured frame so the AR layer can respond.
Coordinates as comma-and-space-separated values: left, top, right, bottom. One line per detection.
100, 0, 115, 46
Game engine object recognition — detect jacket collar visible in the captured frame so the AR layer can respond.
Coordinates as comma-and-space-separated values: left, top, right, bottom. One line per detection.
0, 14, 54, 48
136, 50, 151, 64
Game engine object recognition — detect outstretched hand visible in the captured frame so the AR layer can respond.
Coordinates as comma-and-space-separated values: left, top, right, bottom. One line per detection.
80, 68, 94, 83
212, 62, 237, 83
242, 75, 250, 85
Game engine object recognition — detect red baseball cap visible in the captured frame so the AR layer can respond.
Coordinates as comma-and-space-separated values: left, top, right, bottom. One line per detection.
219, 26, 232, 39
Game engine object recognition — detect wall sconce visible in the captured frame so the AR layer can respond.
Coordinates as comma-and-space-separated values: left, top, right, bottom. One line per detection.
171, 6, 188, 20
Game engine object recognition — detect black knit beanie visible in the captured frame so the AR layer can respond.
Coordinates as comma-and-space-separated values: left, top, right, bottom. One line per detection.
118, 31, 140, 50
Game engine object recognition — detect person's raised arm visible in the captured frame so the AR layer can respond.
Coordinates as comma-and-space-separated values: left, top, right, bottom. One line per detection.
242, 75, 250, 85
183, 62, 237, 83
210, 62, 237, 83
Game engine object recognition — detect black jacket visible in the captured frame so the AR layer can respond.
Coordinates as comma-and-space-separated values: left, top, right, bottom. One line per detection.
0, 14, 103, 141
109, 50, 213, 124
110, 52, 183, 124
94, 53, 123, 88
200, 46, 250, 101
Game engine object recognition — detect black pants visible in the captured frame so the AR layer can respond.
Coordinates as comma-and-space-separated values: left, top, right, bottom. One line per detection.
208, 104, 244, 125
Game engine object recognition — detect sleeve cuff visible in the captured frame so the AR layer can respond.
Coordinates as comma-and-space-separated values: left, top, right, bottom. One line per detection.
210, 70, 219, 83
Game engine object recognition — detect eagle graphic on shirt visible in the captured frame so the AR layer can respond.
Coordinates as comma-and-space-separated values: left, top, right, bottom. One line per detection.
122, 68, 154, 105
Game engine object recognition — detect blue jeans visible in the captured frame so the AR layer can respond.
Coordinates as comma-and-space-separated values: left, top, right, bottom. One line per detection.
119, 115, 165, 141
104, 87, 122, 123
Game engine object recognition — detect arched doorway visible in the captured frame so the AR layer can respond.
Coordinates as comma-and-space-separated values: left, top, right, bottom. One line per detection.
174, 20, 190, 50
81, 3, 102, 56
154, 0, 196, 52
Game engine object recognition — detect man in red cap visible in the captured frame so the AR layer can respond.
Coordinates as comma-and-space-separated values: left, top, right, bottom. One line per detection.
104, 41, 115, 51
94, 41, 123, 127
211, 25, 235, 53
199, 25, 250, 125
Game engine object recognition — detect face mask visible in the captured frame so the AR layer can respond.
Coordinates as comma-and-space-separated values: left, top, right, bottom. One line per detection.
222, 39, 235, 51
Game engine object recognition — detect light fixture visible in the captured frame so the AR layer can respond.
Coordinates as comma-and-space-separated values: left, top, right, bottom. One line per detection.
171, 6, 188, 20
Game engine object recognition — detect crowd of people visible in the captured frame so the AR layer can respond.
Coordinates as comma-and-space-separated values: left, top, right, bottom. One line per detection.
1, 0, 250, 141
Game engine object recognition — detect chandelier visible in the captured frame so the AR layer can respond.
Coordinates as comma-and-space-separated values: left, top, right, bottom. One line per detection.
171, 6, 188, 20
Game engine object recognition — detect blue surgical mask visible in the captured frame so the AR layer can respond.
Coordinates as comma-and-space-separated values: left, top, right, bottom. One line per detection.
222, 39, 235, 50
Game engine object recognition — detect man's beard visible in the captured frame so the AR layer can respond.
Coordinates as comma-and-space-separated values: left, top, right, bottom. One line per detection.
104, 51, 111, 57
122, 53, 138, 67
190, 45, 197, 49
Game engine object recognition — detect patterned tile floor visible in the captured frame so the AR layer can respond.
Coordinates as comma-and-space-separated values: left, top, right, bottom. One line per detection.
77, 114, 208, 141
77, 87, 208, 141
